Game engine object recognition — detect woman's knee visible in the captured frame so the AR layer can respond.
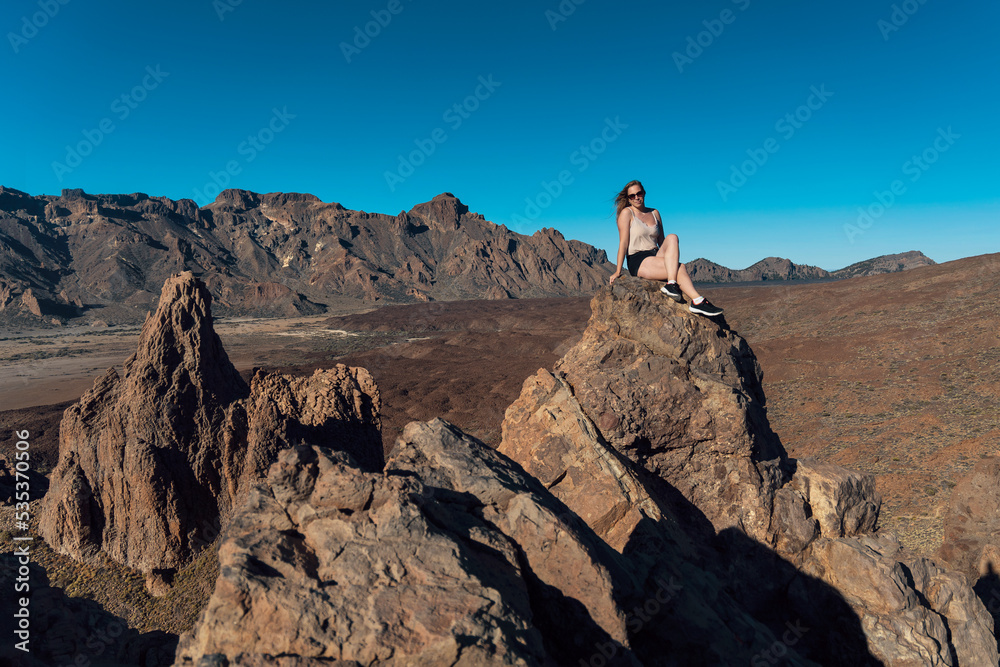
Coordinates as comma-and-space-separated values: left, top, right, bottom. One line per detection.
664, 233, 679, 246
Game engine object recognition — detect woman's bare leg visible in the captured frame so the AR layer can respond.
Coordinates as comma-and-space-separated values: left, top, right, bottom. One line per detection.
675, 263, 702, 301
659, 234, 679, 282
637, 258, 703, 301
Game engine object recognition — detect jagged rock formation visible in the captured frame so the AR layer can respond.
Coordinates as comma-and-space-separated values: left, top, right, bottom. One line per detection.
174, 418, 833, 666
0, 186, 611, 326
499, 277, 996, 665
172, 276, 996, 666
39, 272, 381, 581
174, 420, 645, 666
40, 271, 997, 665
687, 251, 935, 283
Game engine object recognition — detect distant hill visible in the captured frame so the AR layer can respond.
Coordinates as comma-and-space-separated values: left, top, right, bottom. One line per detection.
0, 187, 613, 327
687, 251, 935, 283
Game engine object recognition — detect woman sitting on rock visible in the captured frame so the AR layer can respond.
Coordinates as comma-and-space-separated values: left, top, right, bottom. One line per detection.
608, 179, 723, 317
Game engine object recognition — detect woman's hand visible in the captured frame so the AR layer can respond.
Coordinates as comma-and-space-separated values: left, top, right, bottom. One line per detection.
609, 268, 622, 284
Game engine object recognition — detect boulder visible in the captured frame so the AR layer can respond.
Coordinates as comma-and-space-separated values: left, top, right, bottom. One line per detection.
802, 535, 997, 666
788, 458, 880, 540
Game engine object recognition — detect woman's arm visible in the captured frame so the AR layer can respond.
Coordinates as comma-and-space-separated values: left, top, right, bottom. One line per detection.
653, 209, 665, 246
610, 209, 631, 284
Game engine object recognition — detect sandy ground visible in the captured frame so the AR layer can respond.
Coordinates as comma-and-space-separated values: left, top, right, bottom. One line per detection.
0, 314, 376, 411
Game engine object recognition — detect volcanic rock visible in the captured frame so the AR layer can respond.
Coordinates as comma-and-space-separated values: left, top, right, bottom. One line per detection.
21, 287, 42, 316
39, 272, 382, 579
499, 369, 663, 552
500, 276, 997, 665
938, 456, 1000, 645
543, 276, 785, 542
802, 534, 997, 666
174, 419, 642, 667
788, 458, 880, 539
245, 365, 382, 479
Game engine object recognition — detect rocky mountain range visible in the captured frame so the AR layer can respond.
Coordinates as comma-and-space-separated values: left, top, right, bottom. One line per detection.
0, 186, 611, 327
687, 250, 935, 283
0, 185, 937, 328
14, 270, 999, 666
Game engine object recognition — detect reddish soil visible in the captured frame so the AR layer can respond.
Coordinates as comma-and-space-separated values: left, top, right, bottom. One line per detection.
715, 252, 1000, 553
322, 297, 593, 452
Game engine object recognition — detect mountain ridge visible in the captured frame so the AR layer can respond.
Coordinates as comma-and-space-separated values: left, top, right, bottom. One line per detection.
0, 186, 612, 326
688, 250, 935, 283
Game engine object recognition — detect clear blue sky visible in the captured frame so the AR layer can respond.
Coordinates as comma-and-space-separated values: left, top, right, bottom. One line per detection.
3, 0, 998, 270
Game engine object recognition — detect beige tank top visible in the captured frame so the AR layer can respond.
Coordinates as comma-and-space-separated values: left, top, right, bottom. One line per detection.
628, 208, 661, 255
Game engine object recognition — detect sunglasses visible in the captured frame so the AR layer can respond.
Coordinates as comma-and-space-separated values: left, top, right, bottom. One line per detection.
628, 191, 645, 199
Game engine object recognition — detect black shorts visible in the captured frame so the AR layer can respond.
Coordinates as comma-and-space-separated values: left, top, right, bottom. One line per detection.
626, 249, 658, 276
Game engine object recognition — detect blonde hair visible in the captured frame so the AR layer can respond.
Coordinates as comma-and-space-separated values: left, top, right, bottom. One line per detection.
614, 180, 644, 218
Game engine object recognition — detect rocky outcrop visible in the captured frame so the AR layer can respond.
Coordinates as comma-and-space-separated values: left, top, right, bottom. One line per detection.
37, 271, 997, 665
803, 535, 998, 666
500, 277, 997, 665
500, 370, 663, 552
174, 420, 641, 667
0, 187, 613, 326
245, 365, 382, 479
39, 272, 381, 580
788, 458, 880, 540
175, 416, 835, 666
537, 275, 785, 542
